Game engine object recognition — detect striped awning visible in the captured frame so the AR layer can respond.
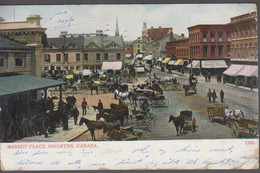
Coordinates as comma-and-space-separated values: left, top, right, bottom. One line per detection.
157, 57, 162, 61
201, 60, 228, 69
223, 64, 245, 76
237, 65, 258, 77
187, 60, 200, 68
162, 58, 170, 63
174, 59, 184, 65
168, 60, 176, 65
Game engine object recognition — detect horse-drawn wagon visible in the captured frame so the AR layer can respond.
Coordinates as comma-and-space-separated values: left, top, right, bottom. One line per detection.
158, 76, 181, 91
207, 106, 228, 122
227, 117, 258, 137
182, 83, 197, 96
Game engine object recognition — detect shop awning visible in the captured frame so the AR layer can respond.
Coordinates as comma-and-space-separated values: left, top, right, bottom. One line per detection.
157, 57, 162, 62
162, 58, 170, 64
174, 59, 184, 65
223, 64, 245, 76
201, 60, 228, 69
136, 54, 143, 58
187, 60, 200, 68
237, 65, 258, 77
101, 61, 122, 70
143, 55, 153, 60
0, 75, 65, 97
125, 54, 131, 58
168, 60, 176, 65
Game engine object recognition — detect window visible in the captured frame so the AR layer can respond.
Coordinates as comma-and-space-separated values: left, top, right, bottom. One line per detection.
104, 53, 108, 60
203, 32, 207, 42
44, 54, 50, 62
227, 31, 231, 41
210, 32, 215, 42
241, 28, 243, 38
227, 45, 231, 56
70, 67, 74, 70
76, 54, 81, 61
0, 59, 4, 67
84, 54, 88, 61
211, 46, 215, 57
15, 58, 23, 66
64, 54, 68, 62
44, 67, 49, 70
117, 53, 121, 60
250, 26, 253, 37
236, 29, 239, 38
96, 53, 100, 61
76, 66, 80, 70
64, 67, 69, 70
232, 29, 235, 39
218, 46, 223, 57
56, 66, 61, 70
203, 46, 208, 57
245, 27, 248, 37
218, 32, 223, 42
56, 54, 61, 62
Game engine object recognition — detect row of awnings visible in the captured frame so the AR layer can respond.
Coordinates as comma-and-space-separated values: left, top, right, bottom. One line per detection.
223, 64, 258, 77
161, 58, 189, 66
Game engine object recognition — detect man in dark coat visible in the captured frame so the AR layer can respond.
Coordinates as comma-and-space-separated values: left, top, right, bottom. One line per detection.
212, 90, 217, 103
207, 89, 212, 103
97, 99, 103, 113
81, 98, 87, 115
220, 90, 224, 103
71, 106, 79, 125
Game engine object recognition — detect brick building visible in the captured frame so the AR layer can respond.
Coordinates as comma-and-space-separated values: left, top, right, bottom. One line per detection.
227, 11, 258, 64
166, 34, 189, 59
188, 24, 231, 60
148, 26, 173, 41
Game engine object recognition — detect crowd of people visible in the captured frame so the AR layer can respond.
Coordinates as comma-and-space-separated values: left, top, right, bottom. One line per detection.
207, 89, 225, 103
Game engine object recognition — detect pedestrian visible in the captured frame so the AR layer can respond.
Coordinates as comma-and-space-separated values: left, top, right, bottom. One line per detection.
212, 90, 217, 103
220, 89, 224, 103
97, 99, 103, 113
192, 118, 196, 132
208, 73, 211, 82
204, 75, 208, 82
81, 98, 87, 115
207, 89, 212, 103
154, 73, 156, 78
71, 106, 79, 125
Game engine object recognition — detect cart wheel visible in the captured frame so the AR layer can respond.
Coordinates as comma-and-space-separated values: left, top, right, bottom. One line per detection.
249, 129, 258, 137
209, 112, 214, 122
231, 122, 240, 137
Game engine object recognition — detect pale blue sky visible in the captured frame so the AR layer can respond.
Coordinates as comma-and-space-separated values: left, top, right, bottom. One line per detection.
0, 4, 256, 41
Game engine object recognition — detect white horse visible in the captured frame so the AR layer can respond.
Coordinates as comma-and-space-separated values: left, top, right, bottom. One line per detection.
225, 108, 245, 118
115, 89, 129, 101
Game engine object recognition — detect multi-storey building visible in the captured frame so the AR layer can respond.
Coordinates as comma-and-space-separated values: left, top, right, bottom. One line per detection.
148, 26, 173, 41
132, 37, 143, 57
0, 15, 47, 76
43, 31, 125, 71
0, 36, 36, 75
228, 11, 258, 64
166, 34, 189, 59
188, 24, 231, 60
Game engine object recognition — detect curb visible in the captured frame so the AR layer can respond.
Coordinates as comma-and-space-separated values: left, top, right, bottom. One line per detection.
68, 129, 90, 142
225, 83, 258, 93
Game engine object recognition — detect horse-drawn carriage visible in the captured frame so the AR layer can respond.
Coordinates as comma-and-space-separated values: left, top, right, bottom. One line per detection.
227, 117, 258, 137
158, 76, 181, 91
207, 106, 228, 122
183, 83, 197, 96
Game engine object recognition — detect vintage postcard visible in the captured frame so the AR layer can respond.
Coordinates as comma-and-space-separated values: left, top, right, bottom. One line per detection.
0, 3, 259, 170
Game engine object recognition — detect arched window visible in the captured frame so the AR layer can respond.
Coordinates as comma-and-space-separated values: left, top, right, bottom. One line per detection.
245, 26, 248, 37
227, 31, 231, 41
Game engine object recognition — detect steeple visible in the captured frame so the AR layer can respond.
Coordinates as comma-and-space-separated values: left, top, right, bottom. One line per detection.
115, 17, 119, 36
142, 22, 148, 35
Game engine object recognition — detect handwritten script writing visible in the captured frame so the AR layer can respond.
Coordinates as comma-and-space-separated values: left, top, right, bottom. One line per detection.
49, 9, 75, 29
1, 139, 258, 170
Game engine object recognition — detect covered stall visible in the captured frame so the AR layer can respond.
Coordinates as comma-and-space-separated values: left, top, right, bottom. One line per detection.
223, 64, 245, 85
174, 59, 189, 73
102, 61, 123, 77
167, 60, 176, 71
186, 60, 200, 75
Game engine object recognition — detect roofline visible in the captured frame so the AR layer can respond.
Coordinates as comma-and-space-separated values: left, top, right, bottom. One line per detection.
188, 24, 228, 29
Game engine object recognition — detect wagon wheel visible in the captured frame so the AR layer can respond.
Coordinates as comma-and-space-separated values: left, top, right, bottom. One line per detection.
208, 112, 214, 122
249, 129, 258, 137
231, 122, 240, 137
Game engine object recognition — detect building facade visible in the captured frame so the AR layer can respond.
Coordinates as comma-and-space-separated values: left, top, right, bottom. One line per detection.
148, 26, 173, 41
166, 34, 189, 59
43, 31, 125, 72
0, 15, 47, 76
188, 24, 231, 60
132, 37, 143, 57
228, 11, 258, 64
0, 37, 36, 75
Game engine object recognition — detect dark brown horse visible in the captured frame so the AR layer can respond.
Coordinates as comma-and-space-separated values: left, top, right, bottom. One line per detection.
79, 117, 108, 140
96, 112, 125, 126
88, 83, 99, 95
169, 115, 185, 136
110, 103, 129, 119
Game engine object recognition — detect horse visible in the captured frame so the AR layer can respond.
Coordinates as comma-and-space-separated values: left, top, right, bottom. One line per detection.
92, 106, 99, 112
79, 117, 108, 141
114, 89, 131, 102
225, 108, 245, 118
110, 103, 129, 120
88, 83, 99, 95
96, 112, 125, 126
169, 115, 185, 136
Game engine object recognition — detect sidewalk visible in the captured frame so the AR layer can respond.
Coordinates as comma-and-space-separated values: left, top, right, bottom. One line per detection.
15, 107, 97, 143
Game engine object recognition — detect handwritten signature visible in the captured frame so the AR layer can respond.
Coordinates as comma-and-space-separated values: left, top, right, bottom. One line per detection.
49, 9, 75, 29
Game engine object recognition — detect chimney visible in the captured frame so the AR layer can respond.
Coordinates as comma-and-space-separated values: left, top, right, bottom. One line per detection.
26, 15, 41, 26
181, 33, 185, 38
159, 26, 161, 28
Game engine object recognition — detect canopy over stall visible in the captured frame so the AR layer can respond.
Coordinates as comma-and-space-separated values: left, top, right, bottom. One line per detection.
157, 57, 162, 62
168, 60, 176, 65
0, 75, 65, 97
236, 65, 258, 77
162, 58, 170, 64
187, 60, 200, 68
223, 64, 245, 76
201, 60, 228, 69
143, 55, 153, 60
101, 61, 123, 70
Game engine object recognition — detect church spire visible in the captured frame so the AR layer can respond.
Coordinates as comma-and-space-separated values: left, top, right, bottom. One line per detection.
115, 16, 119, 36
